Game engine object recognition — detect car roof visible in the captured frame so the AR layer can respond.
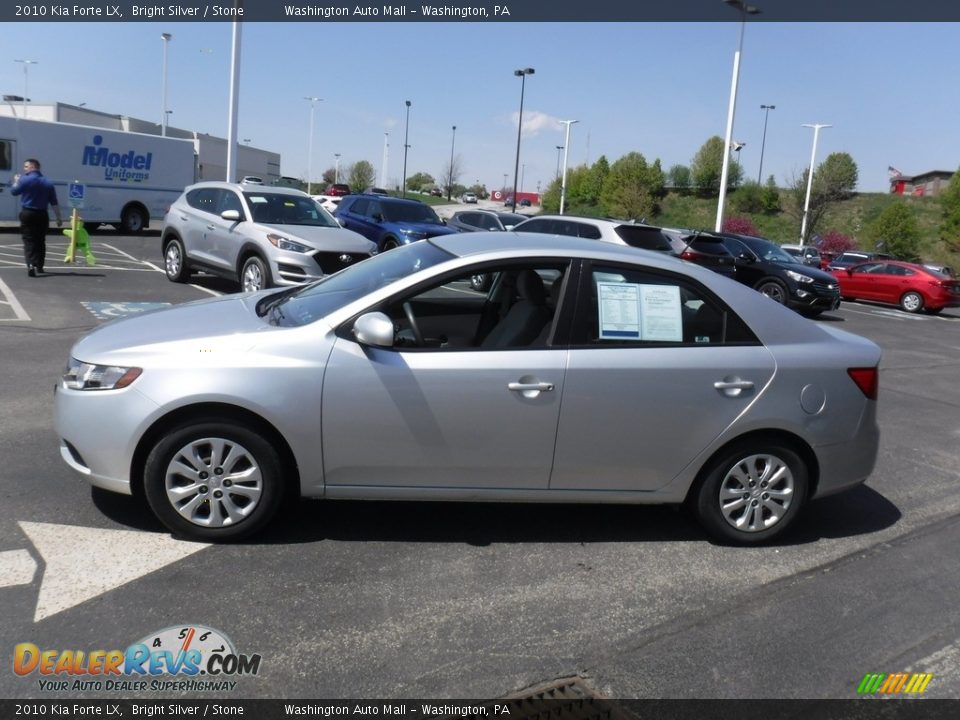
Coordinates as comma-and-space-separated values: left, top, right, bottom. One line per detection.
186, 181, 308, 197
521, 214, 663, 230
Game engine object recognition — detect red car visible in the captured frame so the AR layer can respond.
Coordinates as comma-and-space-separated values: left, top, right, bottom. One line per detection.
325, 183, 351, 197
831, 260, 960, 314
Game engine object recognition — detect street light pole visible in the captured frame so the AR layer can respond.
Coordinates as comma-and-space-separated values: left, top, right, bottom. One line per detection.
402, 100, 411, 198
800, 123, 832, 247
13, 59, 37, 119
757, 104, 775, 183
715, 0, 761, 233
334, 153, 341, 184
159, 35, 172, 136
555, 146, 564, 179
304, 96, 321, 193
503, 173, 508, 197
511, 67, 535, 211
447, 125, 457, 200
381, 132, 389, 188
559, 119, 579, 215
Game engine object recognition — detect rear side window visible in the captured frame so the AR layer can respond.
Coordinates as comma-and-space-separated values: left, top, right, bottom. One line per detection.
347, 198, 369, 215
186, 188, 221, 216
615, 226, 673, 251
575, 263, 758, 347
0, 141, 11, 171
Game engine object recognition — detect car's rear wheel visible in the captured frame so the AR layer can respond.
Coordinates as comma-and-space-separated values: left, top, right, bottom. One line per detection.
470, 274, 491, 292
241, 255, 271, 293
163, 238, 189, 283
900, 291, 924, 313
756, 279, 788, 305
143, 420, 284, 542
693, 440, 808, 545
382, 239, 400, 251
120, 205, 147, 234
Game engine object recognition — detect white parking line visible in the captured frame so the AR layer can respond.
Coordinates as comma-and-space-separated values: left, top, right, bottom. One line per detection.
0, 275, 31, 322
842, 304, 927, 321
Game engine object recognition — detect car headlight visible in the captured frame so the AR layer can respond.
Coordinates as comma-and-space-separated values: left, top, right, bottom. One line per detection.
62, 358, 142, 391
399, 228, 424, 236
786, 270, 814, 284
266, 234, 311, 253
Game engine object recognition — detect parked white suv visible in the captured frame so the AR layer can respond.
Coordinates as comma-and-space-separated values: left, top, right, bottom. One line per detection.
780, 243, 822, 268
161, 182, 376, 293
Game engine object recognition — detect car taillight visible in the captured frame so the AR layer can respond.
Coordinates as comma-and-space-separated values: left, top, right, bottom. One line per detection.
847, 367, 879, 400
680, 250, 699, 260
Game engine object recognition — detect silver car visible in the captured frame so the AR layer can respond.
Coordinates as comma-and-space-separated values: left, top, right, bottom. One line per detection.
162, 182, 376, 292
55, 234, 881, 544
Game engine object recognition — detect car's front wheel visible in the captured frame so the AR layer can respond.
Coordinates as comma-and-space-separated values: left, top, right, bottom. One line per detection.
693, 440, 808, 545
163, 238, 189, 283
143, 420, 285, 542
900, 291, 924, 313
756, 279, 788, 305
241, 255, 271, 293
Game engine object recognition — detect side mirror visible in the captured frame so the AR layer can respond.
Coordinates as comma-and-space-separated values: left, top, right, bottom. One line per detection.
503, 225, 515, 231
353, 312, 395, 348
221, 209, 241, 222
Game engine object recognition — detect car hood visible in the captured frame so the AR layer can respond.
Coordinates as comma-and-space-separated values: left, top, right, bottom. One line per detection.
254, 223, 376, 252
70, 294, 270, 365
390, 221, 458, 237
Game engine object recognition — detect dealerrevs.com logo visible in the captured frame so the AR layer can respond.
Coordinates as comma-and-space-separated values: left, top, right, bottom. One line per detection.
13, 625, 261, 693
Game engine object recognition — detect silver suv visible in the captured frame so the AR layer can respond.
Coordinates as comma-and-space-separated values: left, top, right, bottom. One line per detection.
161, 182, 376, 292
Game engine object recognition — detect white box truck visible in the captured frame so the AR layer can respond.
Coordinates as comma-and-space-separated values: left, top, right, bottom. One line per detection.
0, 117, 196, 233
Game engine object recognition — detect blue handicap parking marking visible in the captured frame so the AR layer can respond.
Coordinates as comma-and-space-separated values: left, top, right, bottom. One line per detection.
81, 301, 172, 320
69, 183, 85, 200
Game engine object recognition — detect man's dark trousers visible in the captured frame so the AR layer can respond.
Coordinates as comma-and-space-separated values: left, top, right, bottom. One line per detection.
20, 207, 50, 270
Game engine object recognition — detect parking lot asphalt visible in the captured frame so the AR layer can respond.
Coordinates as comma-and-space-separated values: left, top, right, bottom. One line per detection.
1, 227, 959, 702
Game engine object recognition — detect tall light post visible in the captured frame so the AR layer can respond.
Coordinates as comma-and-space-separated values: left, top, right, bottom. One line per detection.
381, 132, 389, 188
225, 20, 241, 182
447, 125, 457, 200
715, 0, 761, 233
757, 104, 775, 183
559, 119, 579, 215
159, 34, 172, 136
334, 153, 341, 183
304, 96, 321, 193
402, 100, 411, 198
503, 173, 508, 196
555, 146, 564, 179
511, 67, 535, 210
14, 59, 38, 119
800, 123, 832, 247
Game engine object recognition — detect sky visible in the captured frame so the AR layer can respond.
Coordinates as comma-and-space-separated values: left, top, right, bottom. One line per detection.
2, 21, 958, 194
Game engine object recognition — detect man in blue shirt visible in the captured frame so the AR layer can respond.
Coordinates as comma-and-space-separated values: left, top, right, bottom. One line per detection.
11, 158, 62, 277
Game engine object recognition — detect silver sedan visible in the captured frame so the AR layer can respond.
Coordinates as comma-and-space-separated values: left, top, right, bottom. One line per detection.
55, 234, 881, 544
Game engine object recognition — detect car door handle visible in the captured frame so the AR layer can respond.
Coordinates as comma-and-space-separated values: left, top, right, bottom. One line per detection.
206, 224, 216, 230
508, 381, 555, 398
714, 378, 754, 397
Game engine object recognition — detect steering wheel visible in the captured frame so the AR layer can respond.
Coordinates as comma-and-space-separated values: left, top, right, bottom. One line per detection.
402, 302, 424, 346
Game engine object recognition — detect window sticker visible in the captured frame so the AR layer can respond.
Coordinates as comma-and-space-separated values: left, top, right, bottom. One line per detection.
598, 282, 641, 339
597, 282, 683, 342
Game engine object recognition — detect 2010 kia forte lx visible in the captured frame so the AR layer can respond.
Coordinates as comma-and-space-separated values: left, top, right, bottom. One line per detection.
54, 234, 881, 544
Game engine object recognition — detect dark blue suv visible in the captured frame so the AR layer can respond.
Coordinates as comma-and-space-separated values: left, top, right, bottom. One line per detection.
334, 195, 457, 252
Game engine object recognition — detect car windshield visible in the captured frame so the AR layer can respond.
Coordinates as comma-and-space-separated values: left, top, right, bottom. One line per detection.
244, 192, 339, 227
261, 240, 455, 327
742, 238, 798, 264
381, 202, 443, 224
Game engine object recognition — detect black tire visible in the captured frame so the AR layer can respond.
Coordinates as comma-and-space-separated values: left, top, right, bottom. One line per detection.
163, 237, 189, 283
693, 440, 808, 545
143, 420, 285, 542
120, 205, 147, 234
381, 239, 400, 251
900, 291, 924, 313
756, 279, 789, 305
240, 255, 271, 293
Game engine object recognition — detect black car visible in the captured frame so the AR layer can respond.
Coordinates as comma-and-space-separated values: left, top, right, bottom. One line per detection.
660, 229, 737, 279
717, 233, 841, 316
446, 210, 527, 233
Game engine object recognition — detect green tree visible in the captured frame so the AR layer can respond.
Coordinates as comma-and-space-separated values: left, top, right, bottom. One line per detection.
540, 176, 562, 213
788, 152, 859, 240
690, 136, 742, 195
585, 156, 610, 204
866, 202, 921, 261
760, 175, 781, 214
347, 160, 376, 193
667, 164, 691, 191
731, 181, 764, 214
405, 172, 434, 192
599, 152, 664, 220
939, 166, 960, 251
